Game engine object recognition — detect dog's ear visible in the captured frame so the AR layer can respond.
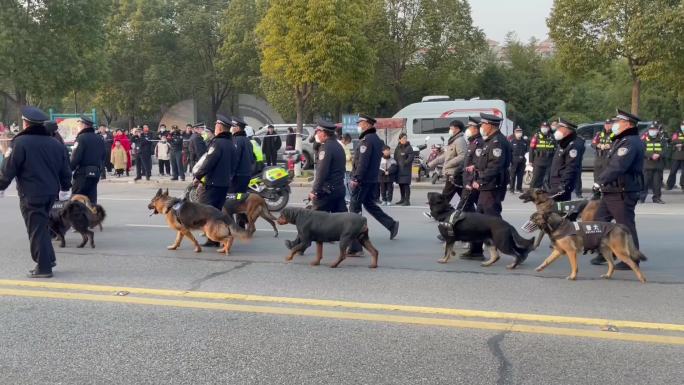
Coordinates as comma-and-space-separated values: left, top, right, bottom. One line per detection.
164, 189, 169, 196
155, 188, 162, 197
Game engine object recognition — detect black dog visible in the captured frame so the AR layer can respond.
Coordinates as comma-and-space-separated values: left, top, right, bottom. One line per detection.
427, 192, 533, 269
49, 200, 106, 248
277, 207, 379, 268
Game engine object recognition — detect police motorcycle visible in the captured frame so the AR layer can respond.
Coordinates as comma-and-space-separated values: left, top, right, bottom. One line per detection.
185, 156, 291, 211
427, 136, 446, 185
523, 152, 533, 186
413, 137, 430, 182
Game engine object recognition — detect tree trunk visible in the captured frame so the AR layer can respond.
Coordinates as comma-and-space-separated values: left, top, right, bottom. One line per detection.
630, 77, 641, 116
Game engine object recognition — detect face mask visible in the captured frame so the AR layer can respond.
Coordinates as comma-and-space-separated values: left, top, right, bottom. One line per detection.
553, 131, 564, 141
648, 130, 658, 137
464, 129, 473, 139
314, 134, 322, 143
479, 127, 487, 139
611, 123, 621, 135
541, 127, 549, 134
357, 126, 363, 134
515, 133, 522, 139
450, 129, 458, 137
680, 126, 684, 132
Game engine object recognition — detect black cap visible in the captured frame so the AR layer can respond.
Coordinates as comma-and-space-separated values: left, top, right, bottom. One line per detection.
604, 118, 613, 124
479, 113, 502, 126
21, 106, 49, 124
514, 126, 523, 132
541, 121, 549, 127
615, 108, 640, 124
192, 122, 206, 129
315, 119, 337, 133
77, 114, 94, 126
467, 116, 481, 127
357, 113, 376, 125
267, 124, 274, 129
231, 116, 247, 128
216, 114, 231, 127
557, 118, 577, 130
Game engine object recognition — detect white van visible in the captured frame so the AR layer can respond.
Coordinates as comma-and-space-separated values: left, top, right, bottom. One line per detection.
392, 97, 512, 147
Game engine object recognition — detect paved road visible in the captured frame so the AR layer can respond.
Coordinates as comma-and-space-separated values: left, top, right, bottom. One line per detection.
0, 181, 682, 384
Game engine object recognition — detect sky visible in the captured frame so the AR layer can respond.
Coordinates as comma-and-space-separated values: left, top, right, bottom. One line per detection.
469, 0, 555, 43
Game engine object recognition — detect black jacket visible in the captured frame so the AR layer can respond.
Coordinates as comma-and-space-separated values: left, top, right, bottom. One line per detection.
262, 131, 282, 156
393, 142, 415, 185
312, 137, 346, 196
509, 137, 528, 159
193, 132, 236, 187
188, 133, 207, 162
475, 130, 511, 191
0, 124, 72, 197
232, 131, 255, 176
549, 133, 582, 194
71, 127, 106, 175
139, 132, 154, 156
169, 131, 184, 152
352, 128, 383, 184
463, 134, 484, 186
598, 127, 645, 193
286, 132, 297, 150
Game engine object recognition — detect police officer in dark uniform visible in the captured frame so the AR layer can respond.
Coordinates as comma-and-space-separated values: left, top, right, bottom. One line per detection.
188, 123, 207, 172
169, 125, 185, 181
0, 106, 72, 278
665, 119, 684, 190
139, 124, 154, 180
548, 118, 582, 202
640, 123, 666, 204
460, 116, 484, 214
71, 114, 106, 203
350, 114, 399, 240
462, 113, 511, 260
229, 116, 255, 194
193, 114, 236, 247
591, 109, 645, 269
529, 121, 555, 189
591, 119, 614, 183
309, 120, 347, 213
508, 126, 528, 193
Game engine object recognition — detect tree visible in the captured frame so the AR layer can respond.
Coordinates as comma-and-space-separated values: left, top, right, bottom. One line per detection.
257, 0, 376, 173
548, 0, 683, 115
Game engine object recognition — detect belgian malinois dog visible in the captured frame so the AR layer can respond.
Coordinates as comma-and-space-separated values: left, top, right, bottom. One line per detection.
222, 193, 279, 237
148, 189, 246, 255
529, 211, 646, 283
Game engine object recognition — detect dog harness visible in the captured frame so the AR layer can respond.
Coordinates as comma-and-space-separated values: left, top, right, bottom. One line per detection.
555, 220, 615, 252
437, 210, 466, 238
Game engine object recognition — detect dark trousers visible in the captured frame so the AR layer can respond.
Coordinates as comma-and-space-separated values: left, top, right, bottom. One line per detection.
380, 182, 394, 202
230, 175, 251, 193
470, 189, 505, 254
72, 175, 99, 204
574, 168, 583, 196
666, 159, 684, 189
595, 192, 640, 249
170, 151, 185, 180
201, 185, 229, 210
137, 154, 152, 178
158, 159, 170, 175
641, 169, 663, 200
509, 160, 525, 191
442, 177, 462, 203
19, 196, 57, 273
350, 182, 396, 232
398, 183, 411, 203
530, 163, 550, 189
265, 150, 278, 166
313, 188, 347, 213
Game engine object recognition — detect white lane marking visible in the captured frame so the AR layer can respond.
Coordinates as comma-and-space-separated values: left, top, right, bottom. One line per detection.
125, 224, 297, 233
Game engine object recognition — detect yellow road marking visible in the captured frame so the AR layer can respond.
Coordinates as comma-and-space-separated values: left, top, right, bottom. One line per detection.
0, 288, 682, 345
0, 279, 682, 333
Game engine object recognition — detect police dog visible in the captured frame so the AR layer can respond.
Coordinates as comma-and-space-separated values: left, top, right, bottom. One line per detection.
529, 211, 647, 282
519, 189, 600, 249
276, 207, 379, 268
427, 192, 533, 269
49, 199, 107, 248
148, 189, 246, 255
222, 193, 279, 237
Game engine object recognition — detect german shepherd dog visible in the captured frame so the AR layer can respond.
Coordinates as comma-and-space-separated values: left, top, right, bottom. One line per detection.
277, 207, 379, 268
427, 192, 533, 269
148, 189, 246, 255
222, 193, 279, 237
529, 211, 647, 283
519, 189, 600, 249
49, 198, 107, 248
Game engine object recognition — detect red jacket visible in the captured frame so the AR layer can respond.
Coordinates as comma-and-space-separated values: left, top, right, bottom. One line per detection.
113, 132, 132, 170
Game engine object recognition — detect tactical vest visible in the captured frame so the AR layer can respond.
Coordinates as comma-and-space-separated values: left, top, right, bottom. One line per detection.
534, 133, 554, 153
251, 139, 264, 162
643, 136, 663, 156
594, 131, 614, 157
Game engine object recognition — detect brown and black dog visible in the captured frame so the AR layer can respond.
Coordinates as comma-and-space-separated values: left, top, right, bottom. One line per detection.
529, 211, 646, 283
49, 198, 106, 248
519, 189, 600, 249
222, 193, 279, 237
148, 189, 247, 255
277, 207, 379, 268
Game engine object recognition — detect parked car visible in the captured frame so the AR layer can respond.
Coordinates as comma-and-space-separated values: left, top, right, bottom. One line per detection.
576, 121, 652, 171
254, 124, 315, 169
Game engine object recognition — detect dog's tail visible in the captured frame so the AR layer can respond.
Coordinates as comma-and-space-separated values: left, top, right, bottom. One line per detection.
580, 199, 600, 221
220, 213, 250, 241
510, 225, 534, 260
618, 225, 647, 262
261, 205, 278, 222
94, 205, 107, 222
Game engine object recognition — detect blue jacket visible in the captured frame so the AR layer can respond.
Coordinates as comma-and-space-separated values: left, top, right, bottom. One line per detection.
232, 131, 254, 176
352, 128, 383, 184
193, 132, 236, 187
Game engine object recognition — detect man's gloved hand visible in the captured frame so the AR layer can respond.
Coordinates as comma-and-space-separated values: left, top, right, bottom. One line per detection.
59, 191, 71, 201
592, 183, 601, 195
